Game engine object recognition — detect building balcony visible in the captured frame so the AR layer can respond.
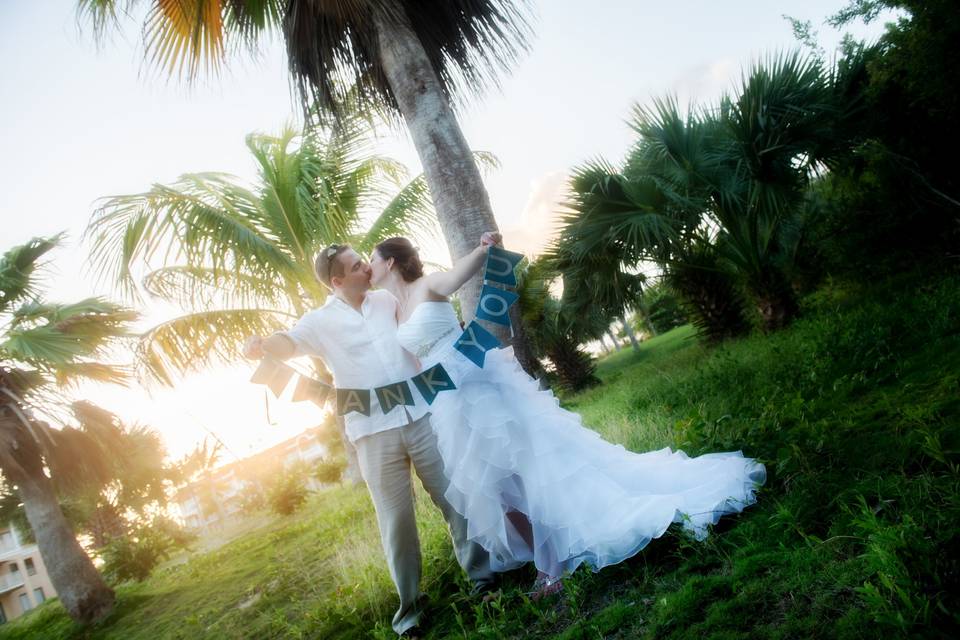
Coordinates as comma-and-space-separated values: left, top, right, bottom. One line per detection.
0, 574, 25, 595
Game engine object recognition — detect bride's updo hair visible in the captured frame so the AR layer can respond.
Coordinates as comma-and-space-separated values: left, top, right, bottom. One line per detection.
375, 237, 424, 282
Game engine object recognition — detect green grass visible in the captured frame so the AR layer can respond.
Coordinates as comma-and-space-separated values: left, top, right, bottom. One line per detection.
4, 274, 960, 639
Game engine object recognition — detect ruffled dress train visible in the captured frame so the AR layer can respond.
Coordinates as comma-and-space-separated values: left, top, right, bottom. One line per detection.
397, 302, 766, 577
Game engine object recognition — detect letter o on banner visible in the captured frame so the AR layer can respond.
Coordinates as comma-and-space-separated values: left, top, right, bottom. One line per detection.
480, 294, 508, 318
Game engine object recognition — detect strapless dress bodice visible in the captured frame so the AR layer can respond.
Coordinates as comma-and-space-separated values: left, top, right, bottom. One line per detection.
396, 301, 462, 360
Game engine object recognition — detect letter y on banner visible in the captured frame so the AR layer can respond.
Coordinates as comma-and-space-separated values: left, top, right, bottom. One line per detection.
454, 320, 501, 367
484, 246, 524, 286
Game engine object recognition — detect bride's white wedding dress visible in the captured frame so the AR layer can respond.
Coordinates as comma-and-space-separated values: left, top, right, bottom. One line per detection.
397, 301, 766, 577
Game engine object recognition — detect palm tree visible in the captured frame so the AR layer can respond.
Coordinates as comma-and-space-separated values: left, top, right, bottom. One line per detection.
76, 0, 536, 366
557, 52, 870, 336
86, 120, 441, 384
0, 235, 138, 624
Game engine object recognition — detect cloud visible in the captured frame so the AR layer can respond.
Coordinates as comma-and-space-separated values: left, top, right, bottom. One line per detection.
500, 171, 570, 257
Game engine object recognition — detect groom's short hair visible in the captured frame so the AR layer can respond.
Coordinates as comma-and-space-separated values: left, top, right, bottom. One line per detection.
315, 244, 350, 289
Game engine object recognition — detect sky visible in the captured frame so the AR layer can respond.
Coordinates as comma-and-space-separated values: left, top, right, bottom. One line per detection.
0, 1, 894, 464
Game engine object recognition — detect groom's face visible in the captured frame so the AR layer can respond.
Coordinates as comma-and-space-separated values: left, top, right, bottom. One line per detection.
332, 248, 372, 293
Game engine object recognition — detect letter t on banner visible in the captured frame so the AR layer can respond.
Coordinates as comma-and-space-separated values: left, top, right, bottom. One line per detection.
412, 364, 456, 405
454, 320, 501, 367
250, 358, 295, 397
475, 284, 519, 327
484, 246, 525, 286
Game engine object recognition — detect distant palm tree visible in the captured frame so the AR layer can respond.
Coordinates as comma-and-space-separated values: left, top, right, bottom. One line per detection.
558, 52, 870, 336
76, 0, 536, 364
0, 235, 137, 624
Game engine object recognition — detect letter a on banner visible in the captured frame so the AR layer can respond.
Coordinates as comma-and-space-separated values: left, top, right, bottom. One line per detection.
484, 246, 524, 287
454, 320, 501, 368
475, 284, 519, 327
375, 381, 415, 413
412, 364, 456, 405
337, 388, 371, 416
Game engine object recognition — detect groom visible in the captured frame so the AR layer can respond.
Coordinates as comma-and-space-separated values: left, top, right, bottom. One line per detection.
243, 243, 494, 636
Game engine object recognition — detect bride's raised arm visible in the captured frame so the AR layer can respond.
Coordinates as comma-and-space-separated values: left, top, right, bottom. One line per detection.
425, 232, 501, 297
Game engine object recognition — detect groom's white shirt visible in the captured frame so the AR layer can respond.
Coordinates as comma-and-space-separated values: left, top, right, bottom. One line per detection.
282, 289, 428, 442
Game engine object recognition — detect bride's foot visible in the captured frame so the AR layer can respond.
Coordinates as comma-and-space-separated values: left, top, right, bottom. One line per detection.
528, 572, 563, 600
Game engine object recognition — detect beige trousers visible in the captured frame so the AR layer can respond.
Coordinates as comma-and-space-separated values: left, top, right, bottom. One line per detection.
354, 413, 494, 635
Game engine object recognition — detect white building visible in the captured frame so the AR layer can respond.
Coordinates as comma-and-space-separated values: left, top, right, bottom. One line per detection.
0, 526, 56, 624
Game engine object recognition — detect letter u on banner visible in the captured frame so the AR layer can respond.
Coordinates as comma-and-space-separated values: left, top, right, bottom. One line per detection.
475, 284, 519, 327
412, 364, 456, 405
375, 381, 415, 413
337, 388, 371, 416
484, 246, 524, 286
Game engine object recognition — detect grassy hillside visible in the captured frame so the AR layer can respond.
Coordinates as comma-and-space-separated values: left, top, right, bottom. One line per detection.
4, 274, 959, 639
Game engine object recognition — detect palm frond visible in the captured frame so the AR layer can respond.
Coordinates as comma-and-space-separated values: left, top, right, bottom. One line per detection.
284, 0, 533, 121
135, 308, 294, 385
86, 172, 296, 300
142, 265, 290, 310
0, 234, 64, 315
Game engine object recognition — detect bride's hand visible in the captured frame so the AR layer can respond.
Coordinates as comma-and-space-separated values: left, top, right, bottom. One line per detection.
480, 231, 502, 248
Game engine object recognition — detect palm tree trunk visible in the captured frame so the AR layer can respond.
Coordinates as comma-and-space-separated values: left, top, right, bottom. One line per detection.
370, 5, 539, 374
621, 316, 641, 352
4, 440, 114, 624
606, 330, 621, 351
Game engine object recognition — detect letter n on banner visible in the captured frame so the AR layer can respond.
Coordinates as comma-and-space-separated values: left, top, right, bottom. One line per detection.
454, 320, 501, 367
375, 381, 415, 413
337, 388, 371, 416
484, 246, 524, 286
412, 364, 456, 405
475, 284, 519, 327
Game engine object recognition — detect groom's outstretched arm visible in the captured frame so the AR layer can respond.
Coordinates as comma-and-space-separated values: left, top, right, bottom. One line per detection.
243, 333, 296, 361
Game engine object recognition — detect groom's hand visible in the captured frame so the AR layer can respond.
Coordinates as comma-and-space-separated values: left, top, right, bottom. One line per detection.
242, 335, 265, 360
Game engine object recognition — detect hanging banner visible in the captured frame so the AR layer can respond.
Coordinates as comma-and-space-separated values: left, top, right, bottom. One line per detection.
454, 320, 502, 368
475, 284, 519, 327
292, 376, 331, 406
411, 363, 456, 405
483, 246, 525, 286
252, 246, 528, 413
337, 388, 372, 416
375, 380, 416, 413
250, 358, 296, 397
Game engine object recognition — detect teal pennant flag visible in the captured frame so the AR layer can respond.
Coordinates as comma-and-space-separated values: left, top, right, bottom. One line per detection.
250, 358, 295, 397
411, 364, 456, 405
337, 388, 372, 416
454, 320, 501, 368
375, 381, 416, 413
475, 284, 519, 327
292, 375, 331, 407
483, 246, 524, 286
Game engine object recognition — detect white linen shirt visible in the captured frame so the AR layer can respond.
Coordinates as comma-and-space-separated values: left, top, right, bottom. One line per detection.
282, 289, 428, 443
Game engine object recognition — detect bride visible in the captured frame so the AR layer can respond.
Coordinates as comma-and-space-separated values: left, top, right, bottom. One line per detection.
369, 234, 765, 595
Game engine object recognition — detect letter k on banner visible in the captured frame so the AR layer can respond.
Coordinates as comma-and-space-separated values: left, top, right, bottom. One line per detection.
412, 364, 457, 405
